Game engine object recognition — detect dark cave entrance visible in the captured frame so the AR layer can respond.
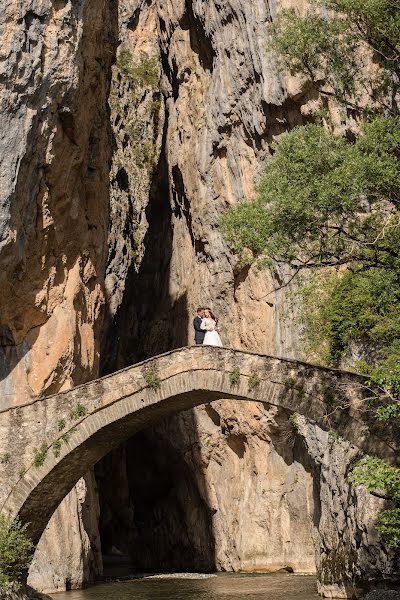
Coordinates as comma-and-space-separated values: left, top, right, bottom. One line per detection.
95, 420, 216, 577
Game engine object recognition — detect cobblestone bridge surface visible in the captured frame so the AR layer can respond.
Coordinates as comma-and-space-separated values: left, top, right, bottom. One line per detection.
0, 346, 397, 543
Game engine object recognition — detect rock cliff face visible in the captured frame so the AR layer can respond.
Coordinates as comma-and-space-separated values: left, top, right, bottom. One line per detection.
0, 0, 397, 596
0, 0, 116, 591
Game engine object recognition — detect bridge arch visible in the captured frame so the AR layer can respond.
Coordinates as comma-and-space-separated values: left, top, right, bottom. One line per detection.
0, 346, 396, 543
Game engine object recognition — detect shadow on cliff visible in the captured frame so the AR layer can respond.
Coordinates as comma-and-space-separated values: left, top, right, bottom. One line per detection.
101, 114, 188, 371
267, 408, 322, 541
98, 100, 217, 574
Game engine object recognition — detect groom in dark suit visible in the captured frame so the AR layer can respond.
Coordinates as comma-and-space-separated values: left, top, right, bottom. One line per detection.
193, 307, 205, 345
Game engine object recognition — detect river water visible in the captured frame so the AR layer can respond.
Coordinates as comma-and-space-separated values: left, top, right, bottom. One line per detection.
51, 573, 320, 600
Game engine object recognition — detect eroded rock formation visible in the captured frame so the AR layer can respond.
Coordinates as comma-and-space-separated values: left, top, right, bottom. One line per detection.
0, 0, 116, 591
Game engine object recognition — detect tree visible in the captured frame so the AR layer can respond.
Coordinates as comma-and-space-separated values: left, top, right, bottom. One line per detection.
0, 514, 34, 591
222, 116, 400, 273
270, 0, 400, 112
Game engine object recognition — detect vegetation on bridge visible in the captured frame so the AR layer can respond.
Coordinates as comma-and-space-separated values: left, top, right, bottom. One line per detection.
222, 0, 400, 548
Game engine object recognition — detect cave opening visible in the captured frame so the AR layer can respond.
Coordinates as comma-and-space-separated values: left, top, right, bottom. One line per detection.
95, 421, 216, 577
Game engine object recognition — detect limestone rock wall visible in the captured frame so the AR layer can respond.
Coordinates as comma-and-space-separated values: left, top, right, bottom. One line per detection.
0, 0, 116, 592
296, 416, 398, 598
28, 471, 102, 593
0, 0, 116, 404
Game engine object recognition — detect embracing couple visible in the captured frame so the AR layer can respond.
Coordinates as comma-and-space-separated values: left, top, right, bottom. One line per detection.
193, 307, 223, 347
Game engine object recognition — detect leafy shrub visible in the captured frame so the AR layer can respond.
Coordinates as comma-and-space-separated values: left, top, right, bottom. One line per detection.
350, 457, 400, 502
117, 48, 133, 76
0, 514, 34, 591
376, 509, 400, 549
117, 48, 159, 87
350, 457, 400, 547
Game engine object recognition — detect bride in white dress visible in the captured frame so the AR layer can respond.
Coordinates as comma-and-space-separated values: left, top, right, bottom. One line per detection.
201, 309, 223, 347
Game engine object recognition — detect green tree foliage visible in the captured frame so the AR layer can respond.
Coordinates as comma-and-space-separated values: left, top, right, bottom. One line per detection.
222, 117, 400, 272
0, 514, 34, 591
299, 269, 400, 386
350, 458, 400, 548
270, 0, 400, 110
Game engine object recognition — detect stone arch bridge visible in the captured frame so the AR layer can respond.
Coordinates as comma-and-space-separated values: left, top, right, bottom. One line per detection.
0, 346, 397, 544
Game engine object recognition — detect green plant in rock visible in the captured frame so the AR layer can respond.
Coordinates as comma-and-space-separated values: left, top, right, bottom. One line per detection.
376, 510, 400, 548
52, 440, 62, 459
295, 384, 306, 399
57, 419, 66, 432
117, 48, 134, 77
248, 373, 261, 390
144, 370, 161, 390
328, 429, 343, 442
61, 427, 77, 445
0, 514, 35, 592
33, 443, 48, 468
150, 98, 162, 115
18, 468, 25, 479
350, 457, 400, 548
117, 48, 159, 88
127, 119, 157, 172
322, 384, 335, 407
229, 368, 241, 385
0, 453, 10, 465
70, 403, 87, 420
289, 413, 300, 430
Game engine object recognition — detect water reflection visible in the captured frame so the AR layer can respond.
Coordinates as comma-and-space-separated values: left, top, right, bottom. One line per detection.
52, 573, 319, 600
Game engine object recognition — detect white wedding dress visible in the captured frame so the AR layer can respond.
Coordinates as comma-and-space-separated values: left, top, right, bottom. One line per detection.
201, 318, 223, 347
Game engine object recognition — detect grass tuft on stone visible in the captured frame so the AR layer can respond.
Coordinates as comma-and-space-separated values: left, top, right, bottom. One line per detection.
144, 370, 161, 390
248, 373, 261, 390
229, 368, 241, 385
52, 440, 62, 458
70, 403, 87, 420
33, 443, 48, 468
0, 453, 11, 465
